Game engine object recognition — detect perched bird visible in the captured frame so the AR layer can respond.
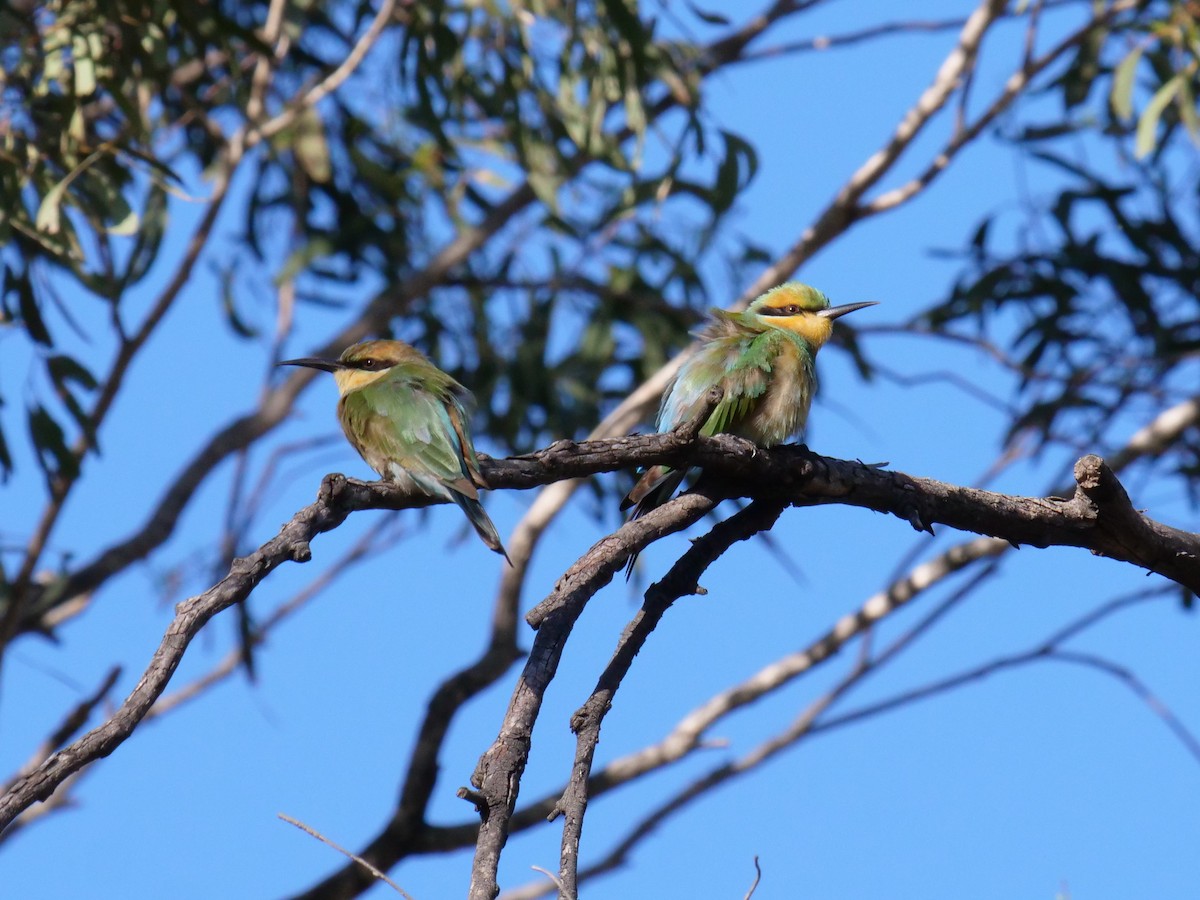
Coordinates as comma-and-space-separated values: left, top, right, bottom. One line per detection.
280, 339, 509, 561
621, 282, 876, 575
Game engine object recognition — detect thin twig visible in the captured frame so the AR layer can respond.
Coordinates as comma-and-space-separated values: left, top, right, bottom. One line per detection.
253, 0, 398, 144
861, 0, 1140, 215
146, 517, 404, 721
743, 856, 763, 900
807, 589, 1175, 738
278, 813, 415, 899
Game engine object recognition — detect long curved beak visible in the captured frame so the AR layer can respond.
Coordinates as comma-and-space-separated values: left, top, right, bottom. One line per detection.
277, 356, 345, 372
818, 301, 879, 320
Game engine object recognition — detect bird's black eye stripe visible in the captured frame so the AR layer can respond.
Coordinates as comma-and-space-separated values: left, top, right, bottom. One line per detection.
353, 358, 379, 370
760, 304, 804, 316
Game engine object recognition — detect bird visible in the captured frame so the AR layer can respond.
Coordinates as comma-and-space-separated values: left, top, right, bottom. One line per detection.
621, 282, 877, 576
279, 339, 509, 562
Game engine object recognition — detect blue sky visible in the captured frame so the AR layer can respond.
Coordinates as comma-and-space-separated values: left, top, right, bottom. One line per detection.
3, 2, 1199, 898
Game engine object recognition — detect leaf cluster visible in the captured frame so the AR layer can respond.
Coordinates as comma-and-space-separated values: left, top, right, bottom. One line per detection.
1, 0, 767, 492
931, 183, 1198, 496
922, 2, 1200, 492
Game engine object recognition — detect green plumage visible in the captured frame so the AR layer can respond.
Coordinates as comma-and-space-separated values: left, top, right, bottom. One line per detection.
621, 282, 877, 577
338, 360, 483, 501
280, 339, 508, 561
673, 309, 817, 444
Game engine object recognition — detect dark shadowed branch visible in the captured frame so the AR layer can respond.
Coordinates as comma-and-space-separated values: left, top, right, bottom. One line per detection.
552, 499, 788, 898
481, 0, 1137, 700
464, 486, 724, 900
2, 424, 1194, 838
501, 581, 1184, 900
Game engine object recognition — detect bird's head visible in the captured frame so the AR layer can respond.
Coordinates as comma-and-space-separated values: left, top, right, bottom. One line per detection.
748, 283, 878, 349
279, 339, 422, 395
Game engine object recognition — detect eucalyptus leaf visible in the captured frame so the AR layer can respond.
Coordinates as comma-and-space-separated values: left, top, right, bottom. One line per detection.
1111, 43, 1146, 120
1136, 74, 1184, 158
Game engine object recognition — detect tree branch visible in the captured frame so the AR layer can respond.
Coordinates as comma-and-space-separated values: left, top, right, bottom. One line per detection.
465, 488, 722, 900
553, 500, 788, 898
505, 580, 1175, 900
484, 0, 1055, 677
1, 434, 1194, 838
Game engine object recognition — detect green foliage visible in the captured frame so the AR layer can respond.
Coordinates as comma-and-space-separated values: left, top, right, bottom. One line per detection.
929, 152, 1200, 474
1107, 1, 1200, 157
6, 0, 1193, 502
922, 1, 1200, 491
1, 0, 272, 481
1, 0, 764, 486
347, 1, 761, 453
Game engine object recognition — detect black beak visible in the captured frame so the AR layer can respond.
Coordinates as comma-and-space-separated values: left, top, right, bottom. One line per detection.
817, 301, 879, 320
277, 356, 345, 373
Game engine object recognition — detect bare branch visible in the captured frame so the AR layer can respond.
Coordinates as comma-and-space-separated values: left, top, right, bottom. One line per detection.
1048, 649, 1200, 764
555, 500, 788, 897
146, 518, 400, 721
806, 589, 1182, 743
4, 427, 1197, 837
279, 813, 415, 900
466, 488, 723, 900
253, 0, 398, 145
744, 856, 763, 900
861, 0, 1140, 214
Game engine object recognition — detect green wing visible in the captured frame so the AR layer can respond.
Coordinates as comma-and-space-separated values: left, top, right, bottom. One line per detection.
661, 328, 779, 438
342, 364, 481, 496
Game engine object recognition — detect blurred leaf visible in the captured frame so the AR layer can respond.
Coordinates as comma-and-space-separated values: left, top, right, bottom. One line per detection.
72, 33, 97, 95
685, 2, 731, 26
48, 354, 100, 448
0, 419, 12, 483
711, 130, 757, 214
1061, 24, 1105, 109
1111, 42, 1146, 120
217, 266, 261, 339
35, 174, 73, 235
278, 237, 336, 284
47, 355, 99, 391
1177, 76, 1200, 143
90, 168, 139, 236
1136, 74, 1183, 158
15, 272, 52, 346
291, 108, 333, 184
28, 404, 78, 488
529, 171, 561, 211
969, 217, 991, 250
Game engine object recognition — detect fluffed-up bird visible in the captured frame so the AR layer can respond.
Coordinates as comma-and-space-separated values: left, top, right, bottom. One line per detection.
280, 339, 509, 561
621, 282, 876, 575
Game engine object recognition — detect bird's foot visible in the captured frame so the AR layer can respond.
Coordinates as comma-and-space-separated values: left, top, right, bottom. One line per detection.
856, 458, 889, 469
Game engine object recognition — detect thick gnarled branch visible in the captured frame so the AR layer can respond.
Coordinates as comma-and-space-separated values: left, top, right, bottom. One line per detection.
552, 499, 789, 898
0, 432, 1194, 836
464, 487, 723, 900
